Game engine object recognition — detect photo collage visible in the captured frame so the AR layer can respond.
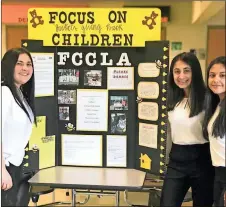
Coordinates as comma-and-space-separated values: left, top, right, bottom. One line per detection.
110, 96, 128, 135
58, 69, 78, 121
57, 63, 133, 138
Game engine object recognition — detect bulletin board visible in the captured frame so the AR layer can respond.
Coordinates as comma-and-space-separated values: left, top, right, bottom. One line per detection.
22, 7, 169, 176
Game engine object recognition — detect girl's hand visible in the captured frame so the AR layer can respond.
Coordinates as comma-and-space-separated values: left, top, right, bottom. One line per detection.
1, 167, 13, 191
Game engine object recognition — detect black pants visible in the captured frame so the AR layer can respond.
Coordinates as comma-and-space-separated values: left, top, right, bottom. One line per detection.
160, 143, 214, 207
214, 167, 226, 207
1, 163, 31, 206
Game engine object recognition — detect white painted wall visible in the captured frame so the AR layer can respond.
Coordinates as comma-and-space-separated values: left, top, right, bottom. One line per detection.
161, 2, 207, 76
207, 7, 225, 25
192, 1, 212, 23
137, 1, 224, 77
1, 1, 225, 76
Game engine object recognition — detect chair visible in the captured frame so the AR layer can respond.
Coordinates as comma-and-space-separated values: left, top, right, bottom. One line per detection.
30, 186, 54, 206
148, 190, 192, 207
30, 186, 71, 206
19, 170, 70, 206
124, 179, 193, 207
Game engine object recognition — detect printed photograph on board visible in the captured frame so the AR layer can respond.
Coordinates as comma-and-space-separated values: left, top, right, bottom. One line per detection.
84, 70, 102, 86
58, 90, 76, 104
58, 69, 79, 85
59, 106, 70, 121
110, 96, 128, 110
111, 113, 126, 134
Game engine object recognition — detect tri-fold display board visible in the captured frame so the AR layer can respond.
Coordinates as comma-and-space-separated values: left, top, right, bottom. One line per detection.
22, 7, 169, 176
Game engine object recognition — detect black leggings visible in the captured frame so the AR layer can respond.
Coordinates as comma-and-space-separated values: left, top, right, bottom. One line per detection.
160, 165, 214, 207
214, 167, 226, 207
1, 164, 31, 206
160, 143, 215, 207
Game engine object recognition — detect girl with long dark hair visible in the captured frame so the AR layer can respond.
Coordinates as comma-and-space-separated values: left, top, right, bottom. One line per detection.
160, 52, 214, 207
1, 48, 36, 206
203, 56, 226, 207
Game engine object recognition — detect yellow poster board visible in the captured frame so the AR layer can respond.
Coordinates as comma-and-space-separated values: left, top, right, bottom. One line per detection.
29, 116, 55, 169
29, 116, 46, 150
39, 135, 55, 169
28, 8, 161, 47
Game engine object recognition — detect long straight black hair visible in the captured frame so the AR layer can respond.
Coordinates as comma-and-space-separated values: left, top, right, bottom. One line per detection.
203, 56, 226, 139
1, 47, 36, 124
167, 52, 206, 117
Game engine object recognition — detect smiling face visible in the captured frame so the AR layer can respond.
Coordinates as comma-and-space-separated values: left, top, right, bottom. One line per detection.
173, 60, 192, 93
14, 53, 33, 88
208, 63, 226, 100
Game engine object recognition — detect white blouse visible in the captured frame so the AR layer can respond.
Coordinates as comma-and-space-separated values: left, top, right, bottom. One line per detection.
168, 98, 208, 145
2, 86, 34, 166
208, 105, 226, 167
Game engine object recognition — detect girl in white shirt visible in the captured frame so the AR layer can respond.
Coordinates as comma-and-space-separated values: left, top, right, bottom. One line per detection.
1, 48, 36, 206
160, 52, 214, 207
203, 56, 226, 207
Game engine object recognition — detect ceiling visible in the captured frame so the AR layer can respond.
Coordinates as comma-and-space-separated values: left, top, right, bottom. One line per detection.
1, 0, 180, 5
